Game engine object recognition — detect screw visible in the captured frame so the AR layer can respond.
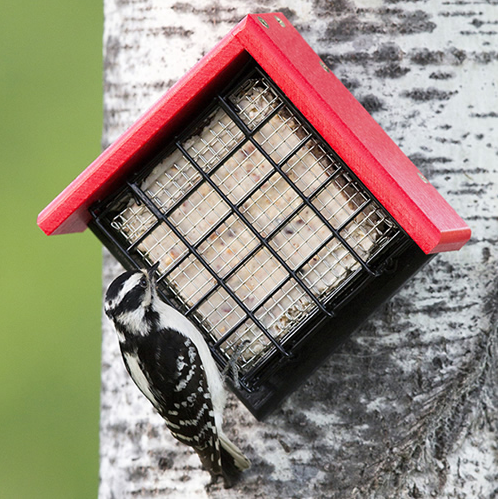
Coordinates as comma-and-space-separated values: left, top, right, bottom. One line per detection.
258, 16, 269, 28
417, 172, 429, 184
274, 16, 286, 27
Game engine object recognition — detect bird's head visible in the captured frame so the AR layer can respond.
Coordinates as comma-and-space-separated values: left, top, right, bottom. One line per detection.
104, 263, 160, 324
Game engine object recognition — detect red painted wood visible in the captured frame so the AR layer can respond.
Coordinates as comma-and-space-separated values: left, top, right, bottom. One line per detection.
38, 12, 471, 254
37, 31, 249, 235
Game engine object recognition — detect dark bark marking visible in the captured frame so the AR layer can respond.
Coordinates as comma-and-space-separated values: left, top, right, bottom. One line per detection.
375, 62, 411, 78
429, 71, 454, 80
360, 94, 385, 113
273, 7, 298, 23
439, 10, 484, 18
150, 26, 194, 37
473, 50, 498, 64
171, 2, 240, 24
402, 88, 458, 101
410, 47, 467, 66
312, 0, 354, 14
470, 111, 498, 118
374, 42, 405, 62
398, 10, 437, 34
324, 15, 362, 42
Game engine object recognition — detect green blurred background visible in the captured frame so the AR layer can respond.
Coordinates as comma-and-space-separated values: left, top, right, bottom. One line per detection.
1, 1, 103, 497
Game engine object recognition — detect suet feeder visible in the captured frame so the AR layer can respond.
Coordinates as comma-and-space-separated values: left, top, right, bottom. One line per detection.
38, 13, 471, 419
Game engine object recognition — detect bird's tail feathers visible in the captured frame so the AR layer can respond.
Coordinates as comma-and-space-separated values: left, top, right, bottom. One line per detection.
219, 431, 251, 475
193, 432, 249, 488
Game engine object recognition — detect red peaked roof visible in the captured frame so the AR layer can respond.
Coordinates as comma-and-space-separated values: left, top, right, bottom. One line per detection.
38, 12, 470, 254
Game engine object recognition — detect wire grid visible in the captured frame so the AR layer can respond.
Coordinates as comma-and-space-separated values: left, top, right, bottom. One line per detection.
253, 106, 310, 163
104, 67, 404, 379
110, 202, 156, 244
240, 172, 303, 238
167, 183, 230, 246
220, 318, 273, 367
143, 149, 201, 211
282, 138, 340, 196
299, 241, 362, 298
228, 77, 281, 130
135, 223, 189, 275
252, 279, 312, 349
225, 247, 288, 310
210, 141, 272, 205
340, 203, 397, 260
269, 206, 333, 271
167, 254, 218, 307
196, 214, 259, 278
181, 107, 245, 172
312, 172, 370, 229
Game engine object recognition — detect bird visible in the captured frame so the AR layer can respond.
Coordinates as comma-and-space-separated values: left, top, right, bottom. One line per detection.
104, 262, 250, 487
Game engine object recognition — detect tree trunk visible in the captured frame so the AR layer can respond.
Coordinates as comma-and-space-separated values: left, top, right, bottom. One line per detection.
99, 0, 498, 497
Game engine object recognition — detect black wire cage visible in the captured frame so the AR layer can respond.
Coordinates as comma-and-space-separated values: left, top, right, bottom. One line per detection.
39, 13, 470, 419
90, 62, 429, 418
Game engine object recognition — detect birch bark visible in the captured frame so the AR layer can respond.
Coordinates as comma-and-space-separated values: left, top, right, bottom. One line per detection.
99, 0, 498, 497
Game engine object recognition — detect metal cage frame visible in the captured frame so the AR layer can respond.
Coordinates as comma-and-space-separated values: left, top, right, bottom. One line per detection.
89, 62, 428, 418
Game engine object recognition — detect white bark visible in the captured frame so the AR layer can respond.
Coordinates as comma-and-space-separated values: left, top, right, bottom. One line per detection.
99, 0, 498, 497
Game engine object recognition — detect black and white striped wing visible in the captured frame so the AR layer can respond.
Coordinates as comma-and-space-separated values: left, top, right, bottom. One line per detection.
132, 327, 223, 476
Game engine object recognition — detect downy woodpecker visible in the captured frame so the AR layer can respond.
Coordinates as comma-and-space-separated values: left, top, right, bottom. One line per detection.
104, 263, 250, 486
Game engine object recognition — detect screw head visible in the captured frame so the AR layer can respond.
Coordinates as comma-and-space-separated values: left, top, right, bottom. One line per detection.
417, 172, 429, 184
258, 16, 269, 28
274, 16, 286, 27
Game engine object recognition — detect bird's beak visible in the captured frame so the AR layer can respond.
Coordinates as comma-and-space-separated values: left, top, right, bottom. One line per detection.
148, 261, 160, 281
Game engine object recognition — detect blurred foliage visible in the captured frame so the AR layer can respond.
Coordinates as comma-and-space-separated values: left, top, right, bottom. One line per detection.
0, 1, 103, 497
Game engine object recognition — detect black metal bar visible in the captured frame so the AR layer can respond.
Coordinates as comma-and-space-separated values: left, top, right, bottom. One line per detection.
175, 99, 338, 319
170, 147, 366, 316
212, 272, 296, 348
217, 94, 378, 277
176, 141, 335, 320
127, 181, 294, 358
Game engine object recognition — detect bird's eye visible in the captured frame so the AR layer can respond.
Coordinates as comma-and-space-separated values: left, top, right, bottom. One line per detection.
139, 277, 147, 288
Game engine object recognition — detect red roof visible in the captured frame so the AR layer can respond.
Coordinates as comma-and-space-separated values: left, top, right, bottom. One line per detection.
37, 12, 470, 254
